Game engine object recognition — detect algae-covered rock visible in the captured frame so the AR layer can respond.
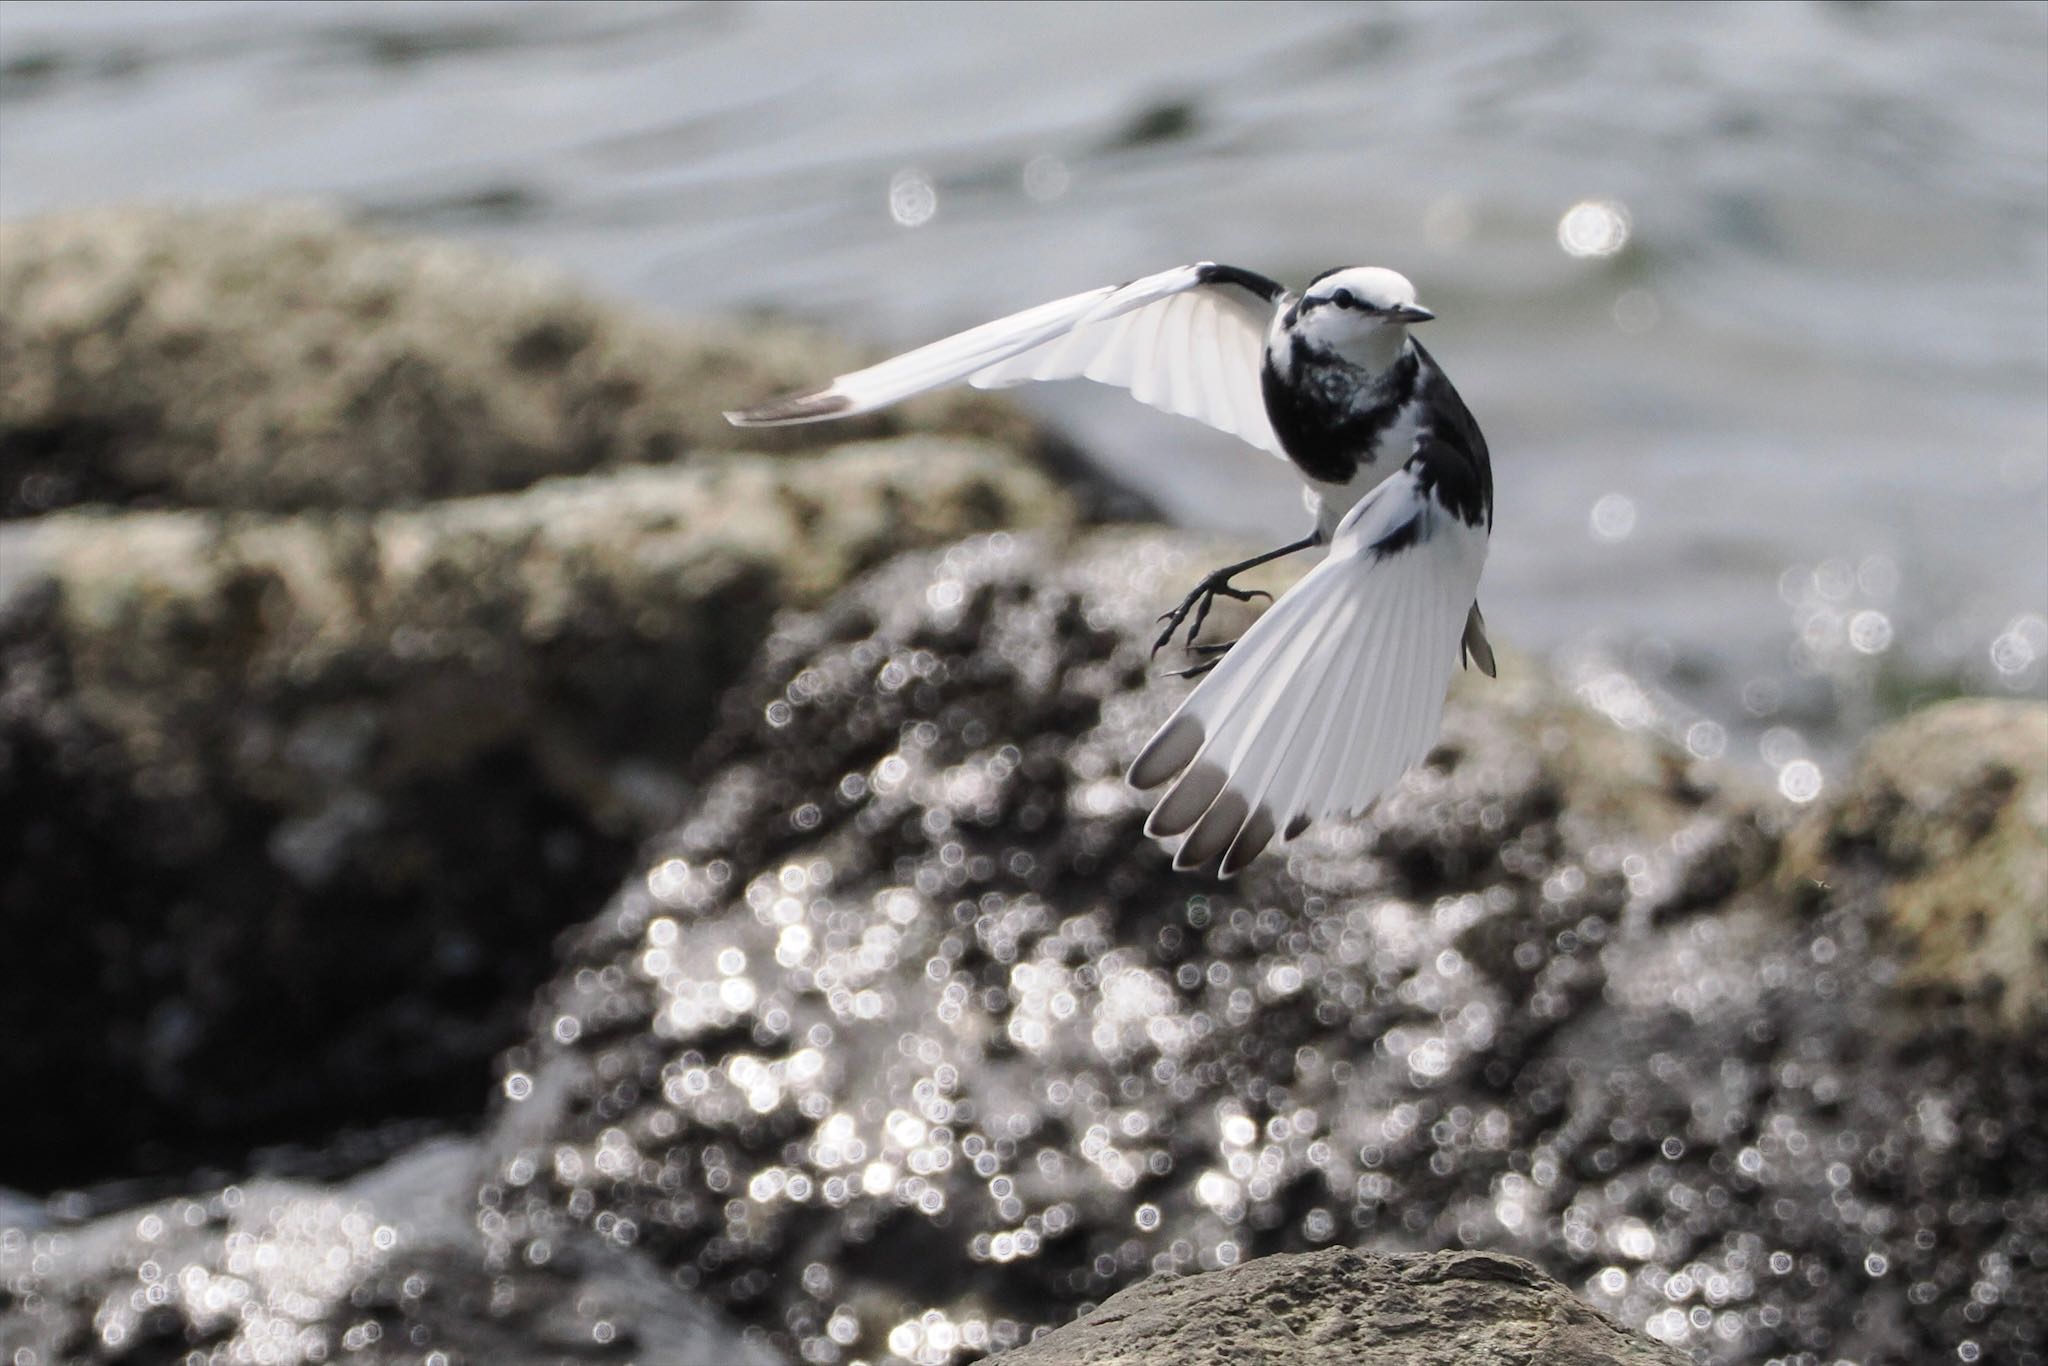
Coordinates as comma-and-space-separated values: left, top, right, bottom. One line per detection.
0, 201, 1040, 516
1781, 698, 2048, 1029
10, 525, 2044, 1364
993, 1246, 1686, 1365
0, 441, 1073, 1191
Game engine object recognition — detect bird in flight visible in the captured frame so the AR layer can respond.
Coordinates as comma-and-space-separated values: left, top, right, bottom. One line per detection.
727, 262, 1494, 877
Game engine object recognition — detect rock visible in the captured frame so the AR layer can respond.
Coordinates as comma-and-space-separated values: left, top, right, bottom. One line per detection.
0, 442, 1074, 1191
472, 527, 2042, 1366
0, 203, 1091, 1192
0, 201, 1050, 517
0, 1138, 783, 1366
10, 526, 2044, 1365
1780, 698, 2048, 1030
991, 1246, 1686, 1365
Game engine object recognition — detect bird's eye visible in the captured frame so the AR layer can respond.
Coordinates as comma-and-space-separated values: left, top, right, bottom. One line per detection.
1331, 289, 1355, 309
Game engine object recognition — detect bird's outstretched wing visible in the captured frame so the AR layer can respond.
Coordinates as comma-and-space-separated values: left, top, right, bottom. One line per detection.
725, 263, 1289, 458
1128, 440, 1490, 877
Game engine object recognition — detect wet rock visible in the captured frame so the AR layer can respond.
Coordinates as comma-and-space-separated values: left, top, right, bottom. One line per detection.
1781, 698, 2048, 1030
0, 201, 1045, 517
0, 203, 1096, 1192
992, 1246, 1686, 1365
0, 443, 1072, 1191
477, 528, 2042, 1366
0, 1138, 782, 1366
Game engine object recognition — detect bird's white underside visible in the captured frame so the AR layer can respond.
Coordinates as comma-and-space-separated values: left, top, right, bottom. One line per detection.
967, 269, 1284, 458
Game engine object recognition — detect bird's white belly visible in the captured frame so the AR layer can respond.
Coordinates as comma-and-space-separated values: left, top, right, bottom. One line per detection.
1300, 400, 1426, 540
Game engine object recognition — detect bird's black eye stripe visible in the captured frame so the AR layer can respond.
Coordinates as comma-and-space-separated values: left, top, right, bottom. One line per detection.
1321, 287, 1381, 313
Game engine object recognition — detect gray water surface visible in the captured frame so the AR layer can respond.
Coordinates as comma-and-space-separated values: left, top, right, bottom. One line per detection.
3, 0, 2044, 781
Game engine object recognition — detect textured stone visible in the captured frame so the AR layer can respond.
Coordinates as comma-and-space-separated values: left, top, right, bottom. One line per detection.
0, 201, 1042, 516
0, 441, 1073, 1190
1781, 697, 2048, 1029
0, 1139, 781, 1366
9, 527, 2044, 1365
469, 528, 2042, 1366
993, 1247, 1685, 1365
7, 202, 2044, 1366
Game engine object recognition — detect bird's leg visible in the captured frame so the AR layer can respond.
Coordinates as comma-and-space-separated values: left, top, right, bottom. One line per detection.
1151, 535, 1319, 657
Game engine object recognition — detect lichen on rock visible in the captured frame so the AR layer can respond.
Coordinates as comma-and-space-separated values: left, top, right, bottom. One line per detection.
1781, 697, 2048, 1030
0, 201, 1040, 516
993, 1246, 1687, 1365
466, 528, 2042, 1366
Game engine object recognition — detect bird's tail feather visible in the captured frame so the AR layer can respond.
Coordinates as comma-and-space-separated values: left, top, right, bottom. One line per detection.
1130, 519, 1476, 877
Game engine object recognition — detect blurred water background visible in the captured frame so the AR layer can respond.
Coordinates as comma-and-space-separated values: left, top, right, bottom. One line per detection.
2, 0, 2044, 785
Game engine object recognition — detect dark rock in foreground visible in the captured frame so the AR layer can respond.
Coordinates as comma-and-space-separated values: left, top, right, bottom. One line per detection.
0, 203, 1081, 1192
472, 528, 2044, 1365
993, 1246, 1686, 1365
0, 444, 1069, 1192
1782, 697, 2047, 1032
7, 526, 2044, 1366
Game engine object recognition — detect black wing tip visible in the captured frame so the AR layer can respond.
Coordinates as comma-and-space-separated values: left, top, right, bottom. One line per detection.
1193, 261, 1287, 304
724, 389, 854, 428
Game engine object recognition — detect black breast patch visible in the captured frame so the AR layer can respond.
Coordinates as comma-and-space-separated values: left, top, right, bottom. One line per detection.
1262, 344, 1421, 485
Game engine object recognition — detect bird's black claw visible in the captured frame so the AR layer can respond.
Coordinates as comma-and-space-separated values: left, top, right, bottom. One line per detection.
1157, 636, 1239, 680
1151, 569, 1275, 657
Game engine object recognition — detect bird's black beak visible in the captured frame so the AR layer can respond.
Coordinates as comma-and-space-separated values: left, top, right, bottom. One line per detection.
1390, 304, 1435, 324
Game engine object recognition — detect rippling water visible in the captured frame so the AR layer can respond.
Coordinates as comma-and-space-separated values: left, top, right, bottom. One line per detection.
2, 0, 2044, 773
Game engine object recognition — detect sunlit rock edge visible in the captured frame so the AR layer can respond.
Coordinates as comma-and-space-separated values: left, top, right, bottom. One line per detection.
996, 1245, 1687, 1365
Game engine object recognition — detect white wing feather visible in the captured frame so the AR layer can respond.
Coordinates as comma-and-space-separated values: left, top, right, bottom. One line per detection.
969, 270, 1282, 456
1128, 468, 1489, 876
726, 264, 1287, 458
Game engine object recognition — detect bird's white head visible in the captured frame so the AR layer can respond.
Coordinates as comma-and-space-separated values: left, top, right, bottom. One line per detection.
1287, 266, 1433, 371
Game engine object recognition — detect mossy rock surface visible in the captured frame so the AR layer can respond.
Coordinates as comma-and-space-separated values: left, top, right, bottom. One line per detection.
994, 1247, 1687, 1365
1783, 697, 2048, 1030
0, 201, 1043, 516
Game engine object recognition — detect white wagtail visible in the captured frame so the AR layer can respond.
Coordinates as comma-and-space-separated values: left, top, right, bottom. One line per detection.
728, 262, 1494, 877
